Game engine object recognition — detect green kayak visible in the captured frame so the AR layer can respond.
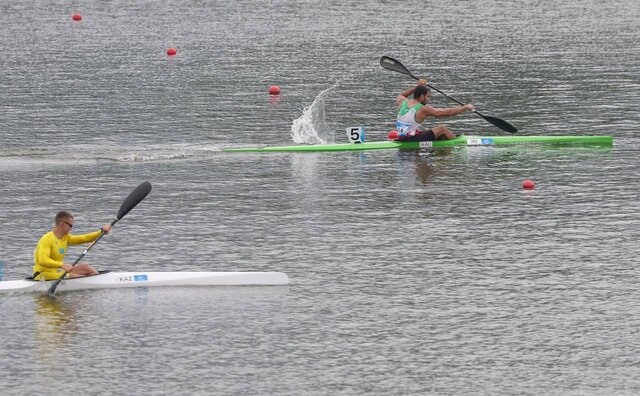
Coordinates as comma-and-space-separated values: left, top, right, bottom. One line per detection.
223, 135, 613, 153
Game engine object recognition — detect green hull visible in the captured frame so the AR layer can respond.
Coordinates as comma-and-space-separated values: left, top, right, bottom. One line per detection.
223, 135, 613, 153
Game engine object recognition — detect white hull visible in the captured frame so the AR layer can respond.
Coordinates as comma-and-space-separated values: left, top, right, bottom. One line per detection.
0, 271, 289, 294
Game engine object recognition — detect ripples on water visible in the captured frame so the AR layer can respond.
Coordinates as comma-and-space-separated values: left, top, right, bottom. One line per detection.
1, 0, 640, 394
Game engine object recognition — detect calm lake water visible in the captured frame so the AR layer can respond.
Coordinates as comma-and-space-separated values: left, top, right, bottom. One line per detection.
1, 0, 639, 394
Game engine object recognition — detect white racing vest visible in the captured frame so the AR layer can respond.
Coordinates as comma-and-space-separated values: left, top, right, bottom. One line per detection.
395, 99, 424, 136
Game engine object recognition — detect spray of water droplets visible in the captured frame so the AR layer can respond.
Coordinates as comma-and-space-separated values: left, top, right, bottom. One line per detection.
290, 81, 340, 144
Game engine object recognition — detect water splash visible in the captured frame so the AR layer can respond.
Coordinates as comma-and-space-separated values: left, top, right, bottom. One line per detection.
290, 81, 340, 144
116, 151, 188, 162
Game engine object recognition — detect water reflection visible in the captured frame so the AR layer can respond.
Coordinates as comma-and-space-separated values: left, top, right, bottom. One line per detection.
393, 143, 614, 186
268, 94, 281, 105
34, 295, 79, 350
395, 150, 439, 185
27, 294, 82, 383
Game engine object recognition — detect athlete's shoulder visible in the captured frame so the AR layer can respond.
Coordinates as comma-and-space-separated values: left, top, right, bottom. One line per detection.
396, 96, 408, 106
421, 104, 436, 109
37, 231, 56, 245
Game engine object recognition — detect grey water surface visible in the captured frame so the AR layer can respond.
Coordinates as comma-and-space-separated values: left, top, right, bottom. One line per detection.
1, 0, 639, 394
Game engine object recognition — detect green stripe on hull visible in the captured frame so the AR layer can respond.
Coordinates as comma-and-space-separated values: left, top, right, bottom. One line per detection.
223, 135, 613, 153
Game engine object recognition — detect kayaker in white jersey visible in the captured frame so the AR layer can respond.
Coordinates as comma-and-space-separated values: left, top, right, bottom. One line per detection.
395, 79, 475, 141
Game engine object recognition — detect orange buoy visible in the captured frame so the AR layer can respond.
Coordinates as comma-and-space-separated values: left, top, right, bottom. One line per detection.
72, 13, 82, 22
268, 85, 281, 95
522, 180, 536, 190
167, 48, 177, 56
388, 130, 399, 140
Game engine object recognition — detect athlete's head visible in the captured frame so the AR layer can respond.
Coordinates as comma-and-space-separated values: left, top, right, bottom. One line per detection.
414, 85, 431, 103
55, 211, 74, 231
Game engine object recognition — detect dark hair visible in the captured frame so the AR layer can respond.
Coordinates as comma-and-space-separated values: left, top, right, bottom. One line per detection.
413, 85, 431, 99
55, 211, 73, 224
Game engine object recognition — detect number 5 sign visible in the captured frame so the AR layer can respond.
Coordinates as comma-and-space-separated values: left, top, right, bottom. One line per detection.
346, 127, 365, 143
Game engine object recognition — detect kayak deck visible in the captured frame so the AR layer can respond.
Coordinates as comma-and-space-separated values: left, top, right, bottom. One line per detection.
223, 135, 613, 153
0, 271, 290, 294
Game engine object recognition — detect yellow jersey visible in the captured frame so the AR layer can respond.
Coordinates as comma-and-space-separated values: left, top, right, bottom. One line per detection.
33, 230, 101, 280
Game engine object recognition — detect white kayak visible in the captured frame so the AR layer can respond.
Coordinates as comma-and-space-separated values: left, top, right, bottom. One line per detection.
0, 271, 289, 294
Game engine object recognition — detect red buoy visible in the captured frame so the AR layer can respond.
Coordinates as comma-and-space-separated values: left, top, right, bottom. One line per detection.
388, 130, 399, 140
72, 13, 82, 22
268, 85, 281, 95
167, 48, 177, 56
522, 180, 536, 190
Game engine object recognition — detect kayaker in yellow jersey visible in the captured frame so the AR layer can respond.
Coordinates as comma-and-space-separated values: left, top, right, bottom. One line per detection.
395, 79, 475, 141
33, 211, 112, 280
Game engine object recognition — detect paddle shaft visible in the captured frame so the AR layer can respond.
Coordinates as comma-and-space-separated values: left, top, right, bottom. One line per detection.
380, 56, 518, 133
47, 181, 152, 295
47, 220, 116, 292
405, 71, 500, 123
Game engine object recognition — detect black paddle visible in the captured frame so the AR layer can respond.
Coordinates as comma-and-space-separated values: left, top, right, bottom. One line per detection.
47, 181, 152, 296
380, 56, 518, 133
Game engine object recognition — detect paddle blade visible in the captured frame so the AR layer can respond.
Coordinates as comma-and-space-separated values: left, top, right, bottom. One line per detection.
380, 56, 418, 80
477, 113, 518, 133
116, 181, 152, 220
